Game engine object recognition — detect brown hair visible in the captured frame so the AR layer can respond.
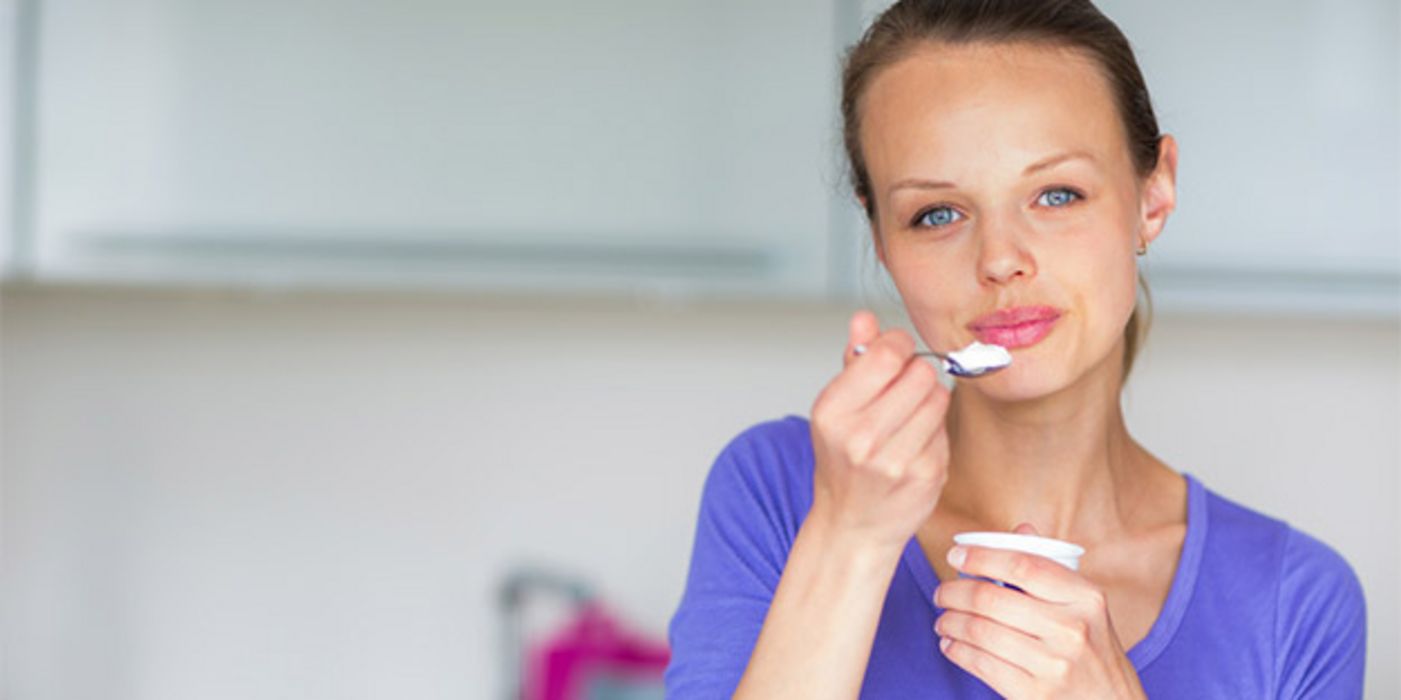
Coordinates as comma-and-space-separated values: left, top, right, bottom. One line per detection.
840, 0, 1158, 381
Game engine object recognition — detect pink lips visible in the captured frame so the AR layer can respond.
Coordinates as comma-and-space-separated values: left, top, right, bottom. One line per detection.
968, 305, 1062, 349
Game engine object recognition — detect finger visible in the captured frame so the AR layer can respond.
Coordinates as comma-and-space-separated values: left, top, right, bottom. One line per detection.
938, 634, 1034, 699
854, 353, 945, 454
948, 546, 1083, 604
936, 610, 1068, 681
843, 309, 881, 368
934, 577, 1065, 641
863, 378, 948, 476
822, 328, 917, 414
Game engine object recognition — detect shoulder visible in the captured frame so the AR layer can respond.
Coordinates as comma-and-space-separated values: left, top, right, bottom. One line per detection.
666, 416, 816, 698
1198, 483, 1363, 604
1274, 525, 1368, 696
692, 415, 816, 556
1275, 525, 1367, 647
713, 413, 812, 469
1195, 482, 1292, 576
1278, 526, 1365, 608
1198, 483, 1363, 601
1194, 480, 1366, 694
702, 414, 815, 515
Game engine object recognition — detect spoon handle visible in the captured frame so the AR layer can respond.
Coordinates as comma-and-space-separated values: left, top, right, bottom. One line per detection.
851, 344, 948, 360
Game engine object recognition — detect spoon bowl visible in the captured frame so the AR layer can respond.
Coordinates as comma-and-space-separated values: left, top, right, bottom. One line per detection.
852, 343, 1009, 378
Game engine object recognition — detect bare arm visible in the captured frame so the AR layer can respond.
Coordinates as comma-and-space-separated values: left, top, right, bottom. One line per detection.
733, 310, 952, 699
733, 513, 905, 699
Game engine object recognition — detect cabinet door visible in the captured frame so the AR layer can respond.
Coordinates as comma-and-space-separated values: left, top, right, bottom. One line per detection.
24, 0, 842, 300
1103, 0, 1399, 314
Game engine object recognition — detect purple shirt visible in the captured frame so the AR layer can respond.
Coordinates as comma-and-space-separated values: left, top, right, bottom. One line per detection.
666, 415, 1367, 698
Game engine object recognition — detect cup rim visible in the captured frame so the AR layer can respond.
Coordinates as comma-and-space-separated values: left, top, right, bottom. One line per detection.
952, 531, 1086, 559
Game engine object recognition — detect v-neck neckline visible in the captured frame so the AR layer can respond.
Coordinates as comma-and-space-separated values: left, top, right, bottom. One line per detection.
900, 471, 1207, 672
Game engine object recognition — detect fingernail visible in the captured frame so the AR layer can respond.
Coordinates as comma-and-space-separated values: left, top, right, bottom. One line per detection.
947, 545, 966, 569
939, 637, 951, 653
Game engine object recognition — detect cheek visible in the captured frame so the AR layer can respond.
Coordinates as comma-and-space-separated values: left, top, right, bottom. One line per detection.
883, 255, 969, 341
1073, 240, 1139, 345
1049, 228, 1137, 332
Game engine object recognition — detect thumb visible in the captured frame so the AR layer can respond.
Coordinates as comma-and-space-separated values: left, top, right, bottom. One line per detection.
1012, 522, 1040, 536
844, 309, 881, 367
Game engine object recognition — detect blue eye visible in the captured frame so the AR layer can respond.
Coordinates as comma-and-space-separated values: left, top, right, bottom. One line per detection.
1037, 187, 1082, 207
914, 206, 963, 228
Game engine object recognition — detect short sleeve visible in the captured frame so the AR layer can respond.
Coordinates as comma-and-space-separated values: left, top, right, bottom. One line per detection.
664, 419, 810, 699
1274, 527, 1367, 699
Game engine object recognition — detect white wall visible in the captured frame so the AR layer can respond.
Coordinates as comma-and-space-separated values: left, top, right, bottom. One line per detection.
1, 284, 1397, 699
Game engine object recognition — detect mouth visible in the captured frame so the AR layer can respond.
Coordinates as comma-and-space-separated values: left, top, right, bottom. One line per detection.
968, 305, 1063, 350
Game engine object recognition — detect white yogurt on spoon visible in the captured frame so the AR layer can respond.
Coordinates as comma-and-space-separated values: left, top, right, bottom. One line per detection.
946, 340, 1012, 376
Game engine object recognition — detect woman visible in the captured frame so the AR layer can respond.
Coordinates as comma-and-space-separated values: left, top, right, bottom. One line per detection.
665, 0, 1367, 698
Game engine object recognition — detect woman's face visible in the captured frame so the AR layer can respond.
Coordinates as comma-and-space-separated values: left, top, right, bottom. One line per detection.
859, 41, 1176, 401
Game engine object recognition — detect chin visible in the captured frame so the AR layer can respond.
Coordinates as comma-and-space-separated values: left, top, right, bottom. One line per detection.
957, 361, 1073, 402
960, 337, 1125, 403
958, 350, 1087, 406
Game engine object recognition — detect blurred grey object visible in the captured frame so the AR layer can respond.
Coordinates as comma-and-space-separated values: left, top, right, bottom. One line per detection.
498, 565, 594, 700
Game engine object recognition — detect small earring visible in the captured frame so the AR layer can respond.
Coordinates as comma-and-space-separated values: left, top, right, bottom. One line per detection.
1136, 240, 1148, 256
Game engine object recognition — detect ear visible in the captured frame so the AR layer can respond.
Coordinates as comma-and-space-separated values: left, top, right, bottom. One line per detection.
1139, 134, 1178, 248
858, 194, 888, 267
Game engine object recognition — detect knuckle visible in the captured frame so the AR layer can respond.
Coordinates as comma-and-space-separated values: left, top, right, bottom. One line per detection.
845, 427, 877, 464
963, 616, 990, 648
844, 412, 877, 441
969, 649, 995, 677
925, 381, 950, 408
1047, 656, 1072, 681
868, 337, 902, 361
869, 335, 914, 368
906, 357, 939, 387
937, 612, 956, 636
886, 328, 916, 352
931, 381, 952, 405
911, 453, 945, 486
915, 393, 943, 422
1011, 553, 1040, 582
872, 457, 904, 480
933, 462, 950, 488
1084, 587, 1108, 612
970, 583, 998, 612
1063, 617, 1091, 647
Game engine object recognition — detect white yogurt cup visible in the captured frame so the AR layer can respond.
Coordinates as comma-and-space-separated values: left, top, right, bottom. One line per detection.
952, 532, 1086, 572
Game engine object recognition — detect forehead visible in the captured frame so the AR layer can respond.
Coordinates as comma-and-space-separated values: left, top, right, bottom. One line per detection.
859, 41, 1128, 188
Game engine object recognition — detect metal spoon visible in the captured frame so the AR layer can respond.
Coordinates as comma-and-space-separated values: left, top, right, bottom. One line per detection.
852, 343, 1009, 378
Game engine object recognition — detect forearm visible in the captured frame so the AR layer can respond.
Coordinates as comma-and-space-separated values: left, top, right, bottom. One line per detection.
733, 514, 904, 700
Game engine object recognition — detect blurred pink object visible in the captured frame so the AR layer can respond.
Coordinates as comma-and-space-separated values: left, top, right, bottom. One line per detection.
521, 600, 670, 700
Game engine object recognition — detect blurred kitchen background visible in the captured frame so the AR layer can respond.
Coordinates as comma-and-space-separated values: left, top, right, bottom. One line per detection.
0, 0, 1397, 698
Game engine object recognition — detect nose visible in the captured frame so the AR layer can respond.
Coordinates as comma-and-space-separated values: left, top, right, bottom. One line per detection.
976, 215, 1036, 285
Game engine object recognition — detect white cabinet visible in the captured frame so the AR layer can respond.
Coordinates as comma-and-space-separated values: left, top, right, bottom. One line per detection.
18, 0, 844, 301
1099, 0, 1400, 314
7, 0, 1398, 314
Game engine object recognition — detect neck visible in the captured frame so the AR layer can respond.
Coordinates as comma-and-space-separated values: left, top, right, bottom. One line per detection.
938, 351, 1154, 546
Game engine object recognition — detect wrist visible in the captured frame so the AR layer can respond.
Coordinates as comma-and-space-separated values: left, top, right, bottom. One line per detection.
1116, 655, 1148, 699
799, 506, 908, 574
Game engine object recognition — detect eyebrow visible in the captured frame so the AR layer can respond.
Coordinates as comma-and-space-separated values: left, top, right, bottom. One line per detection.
887, 150, 1098, 195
